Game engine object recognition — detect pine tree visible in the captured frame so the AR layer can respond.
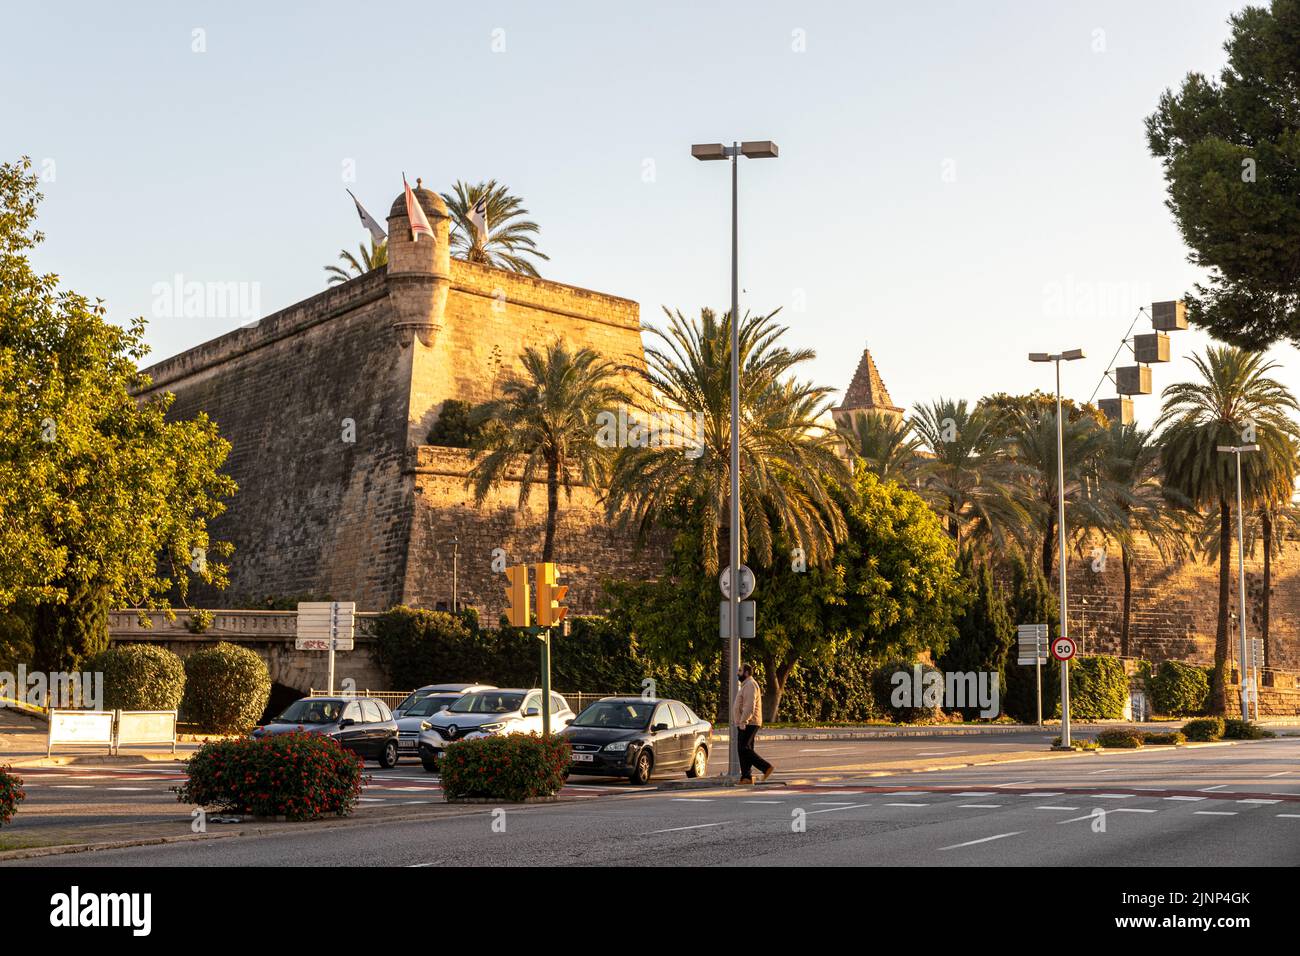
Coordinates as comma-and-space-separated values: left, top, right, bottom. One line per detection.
1002, 553, 1060, 722
939, 556, 1013, 718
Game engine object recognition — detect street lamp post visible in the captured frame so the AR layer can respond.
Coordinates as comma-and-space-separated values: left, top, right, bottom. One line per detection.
693, 139, 778, 778
452, 536, 460, 613
1217, 443, 1259, 719
1029, 349, 1085, 748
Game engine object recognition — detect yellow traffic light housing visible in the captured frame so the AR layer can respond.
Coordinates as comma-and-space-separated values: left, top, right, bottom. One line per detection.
504, 565, 530, 628
534, 562, 569, 627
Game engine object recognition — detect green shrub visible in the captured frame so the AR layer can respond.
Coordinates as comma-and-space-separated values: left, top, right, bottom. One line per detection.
872, 660, 946, 723
780, 645, 880, 724
426, 399, 484, 447
1181, 717, 1225, 742
1142, 731, 1186, 746
1223, 718, 1274, 740
440, 733, 570, 802
1051, 736, 1099, 751
372, 607, 529, 690
180, 642, 271, 733
1149, 660, 1210, 716
184, 609, 215, 634
89, 644, 186, 712
1096, 727, 1144, 749
0, 766, 25, 827
1063, 656, 1128, 720
174, 734, 364, 820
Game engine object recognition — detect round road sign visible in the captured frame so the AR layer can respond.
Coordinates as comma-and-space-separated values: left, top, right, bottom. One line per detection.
719, 565, 756, 601
1051, 636, 1077, 662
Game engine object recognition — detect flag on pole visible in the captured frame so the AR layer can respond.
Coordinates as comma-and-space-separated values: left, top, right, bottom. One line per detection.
346, 189, 387, 245
403, 173, 434, 242
469, 196, 489, 242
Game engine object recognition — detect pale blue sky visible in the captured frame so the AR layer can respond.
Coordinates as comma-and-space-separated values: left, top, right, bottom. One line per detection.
4, 0, 1287, 424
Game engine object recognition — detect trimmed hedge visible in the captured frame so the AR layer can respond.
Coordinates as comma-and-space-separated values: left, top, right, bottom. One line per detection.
1142, 731, 1186, 746
1182, 717, 1225, 742
1063, 656, 1128, 720
180, 642, 271, 733
0, 766, 25, 827
1096, 727, 1144, 749
1149, 660, 1210, 716
90, 644, 186, 712
872, 660, 946, 723
1223, 718, 1274, 740
174, 734, 365, 820
440, 733, 570, 802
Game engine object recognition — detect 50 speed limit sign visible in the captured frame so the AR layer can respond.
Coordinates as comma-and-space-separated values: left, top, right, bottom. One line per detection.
1051, 636, 1077, 662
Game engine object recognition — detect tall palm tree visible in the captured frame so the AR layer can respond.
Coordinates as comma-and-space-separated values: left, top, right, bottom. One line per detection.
911, 398, 1029, 556
837, 411, 920, 483
605, 307, 849, 575
1095, 423, 1194, 657
442, 180, 550, 277
324, 238, 387, 285
467, 341, 627, 562
1157, 345, 1300, 713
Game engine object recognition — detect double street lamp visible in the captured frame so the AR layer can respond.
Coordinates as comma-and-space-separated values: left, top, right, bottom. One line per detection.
1029, 348, 1085, 748
1216, 443, 1259, 719
693, 139, 778, 778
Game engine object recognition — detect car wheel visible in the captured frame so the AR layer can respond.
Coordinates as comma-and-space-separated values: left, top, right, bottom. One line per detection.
421, 756, 439, 773
629, 750, 654, 785
377, 740, 398, 769
687, 746, 707, 778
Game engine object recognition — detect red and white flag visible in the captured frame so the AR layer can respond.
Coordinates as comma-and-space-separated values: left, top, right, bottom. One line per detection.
403, 173, 433, 242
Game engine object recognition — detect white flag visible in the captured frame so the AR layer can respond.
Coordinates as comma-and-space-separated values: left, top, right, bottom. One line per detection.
347, 189, 387, 245
469, 196, 489, 241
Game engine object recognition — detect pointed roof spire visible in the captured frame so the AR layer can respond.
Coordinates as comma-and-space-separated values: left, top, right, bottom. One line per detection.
833, 346, 904, 421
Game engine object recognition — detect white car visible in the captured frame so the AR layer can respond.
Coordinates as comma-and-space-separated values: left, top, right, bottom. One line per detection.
416, 688, 576, 772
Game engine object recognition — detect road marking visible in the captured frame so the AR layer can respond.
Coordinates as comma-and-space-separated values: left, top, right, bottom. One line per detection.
992, 780, 1034, 788
1164, 795, 1206, 801
1094, 794, 1131, 799
799, 747, 854, 754
1058, 811, 1112, 824
813, 801, 857, 806
1199, 785, 1228, 792
105, 787, 153, 791
959, 804, 1003, 808
1237, 799, 1280, 805
1277, 814, 1300, 819
1035, 806, 1079, 811
1266, 771, 1291, 778
806, 803, 873, 815
885, 802, 928, 807
670, 798, 713, 802
1194, 811, 1237, 816
50, 785, 94, 789
743, 800, 784, 804
1022, 792, 1062, 797
1113, 808, 1158, 814
953, 791, 996, 797
1088, 769, 1118, 774
646, 821, 731, 834
939, 831, 1022, 851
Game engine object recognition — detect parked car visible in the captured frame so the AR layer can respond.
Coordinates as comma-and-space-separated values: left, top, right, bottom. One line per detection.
417, 688, 575, 772
395, 691, 480, 758
252, 696, 401, 768
560, 697, 711, 785
393, 683, 494, 719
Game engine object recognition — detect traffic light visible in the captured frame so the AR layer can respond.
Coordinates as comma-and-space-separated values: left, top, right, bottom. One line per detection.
504, 565, 530, 628
534, 562, 568, 627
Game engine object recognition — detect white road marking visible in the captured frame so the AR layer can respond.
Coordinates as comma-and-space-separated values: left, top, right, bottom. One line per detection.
885, 802, 928, 807
1194, 811, 1237, 816
992, 780, 1034, 788
743, 800, 784, 804
1265, 771, 1291, 778
1199, 785, 1228, 792
50, 785, 94, 789
1094, 794, 1132, 799
806, 802, 873, 815
1237, 799, 1280, 805
1035, 806, 1079, 811
1088, 769, 1118, 774
1058, 811, 1113, 824
959, 804, 1003, 808
1022, 792, 1062, 797
953, 791, 996, 797
646, 821, 730, 834
813, 801, 857, 806
105, 787, 152, 792
939, 831, 1021, 851
1164, 796, 1206, 801
1277, 814, 1300, 819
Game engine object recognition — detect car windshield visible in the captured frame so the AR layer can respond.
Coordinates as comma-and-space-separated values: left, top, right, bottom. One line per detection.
572, 701, 654, 730
407, 696, 457, 717
275, 699, 344, 724
450, 692, 524, 714
395, 690, 432, 712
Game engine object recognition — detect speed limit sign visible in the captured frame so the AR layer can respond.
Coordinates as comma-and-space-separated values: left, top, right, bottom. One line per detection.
1051, 636, 1077, 662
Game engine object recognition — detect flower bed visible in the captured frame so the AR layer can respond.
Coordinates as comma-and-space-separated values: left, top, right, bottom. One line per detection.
440, 733, 570, 802
0, 766, 25, 827
173, 733, 366, 821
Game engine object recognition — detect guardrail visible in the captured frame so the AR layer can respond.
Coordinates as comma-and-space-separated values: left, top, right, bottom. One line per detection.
46, 709, 178, 757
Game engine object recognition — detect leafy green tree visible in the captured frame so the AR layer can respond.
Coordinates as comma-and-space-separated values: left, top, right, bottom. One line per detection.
0, 157, 237, 672
324, 237, 387, 285
1002, 552, 1060, 723
1145, 0, 1300, 347
468, 340, 626, 562
1157, 345, 1300, 711
442, 179, 550, 277
938, 555, 1013, 718
427, 398, 483, 447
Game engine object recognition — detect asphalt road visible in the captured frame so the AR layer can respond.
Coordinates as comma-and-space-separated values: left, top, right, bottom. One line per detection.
8, 736, 1298, 867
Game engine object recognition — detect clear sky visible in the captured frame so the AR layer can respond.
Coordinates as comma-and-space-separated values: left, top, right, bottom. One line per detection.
3, 0, 1288, 425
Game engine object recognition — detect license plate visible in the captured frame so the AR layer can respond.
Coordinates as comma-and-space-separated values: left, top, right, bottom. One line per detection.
571, 753, 594, 762
399, 741, 417, 750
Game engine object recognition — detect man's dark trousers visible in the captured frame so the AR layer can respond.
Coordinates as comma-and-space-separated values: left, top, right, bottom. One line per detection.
738, 724, 771, 778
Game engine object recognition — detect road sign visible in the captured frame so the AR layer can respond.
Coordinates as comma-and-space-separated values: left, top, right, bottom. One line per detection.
719, 600, 756, 639
1249, 637, 1264, 671
1016, 623, 1048, 665
719, 565, 755, 601
295, 602, 355, 651
1051, 635, 1077, 662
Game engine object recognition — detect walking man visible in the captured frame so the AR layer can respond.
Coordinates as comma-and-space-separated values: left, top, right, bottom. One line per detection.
734, 664, 774, 783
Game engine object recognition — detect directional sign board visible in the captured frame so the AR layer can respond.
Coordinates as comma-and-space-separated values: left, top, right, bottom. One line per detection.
719, 600, 757, 639
1016, 623, 1048, 665
719, 565, 756, 601
296, 601, 356, 651
1051, 635, 1077, 662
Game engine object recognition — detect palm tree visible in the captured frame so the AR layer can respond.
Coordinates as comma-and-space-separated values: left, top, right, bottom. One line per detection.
1095, 423, 1194, 657
1157, 345, 1300, 712
911, 398, 1029, 556
837, 411, 920, 483
324, 238, 387, 285
442, 180, 550, 277
605, 307, 849, 576
467, 341, 627, 562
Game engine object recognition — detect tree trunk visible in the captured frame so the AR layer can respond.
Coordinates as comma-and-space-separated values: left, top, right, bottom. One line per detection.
1120, 545, 1132, 658
760, 658, 797, 723
1041, 513, 1055, 579
1261, 509, 1272, 670
542, 458, 559, 563
1212, 496, 1233, 715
